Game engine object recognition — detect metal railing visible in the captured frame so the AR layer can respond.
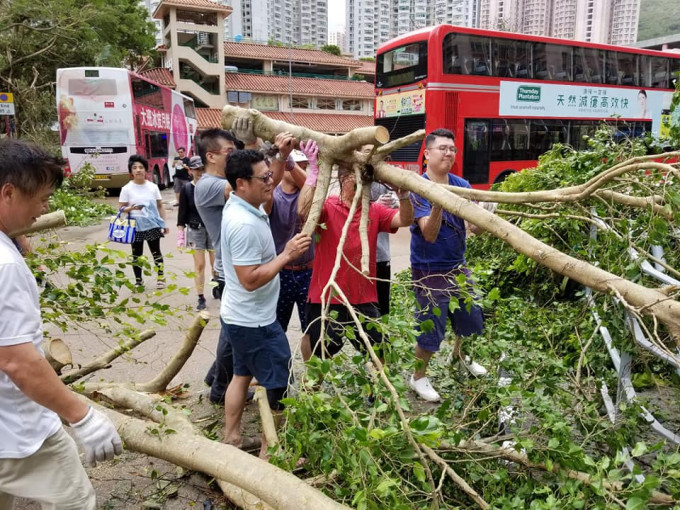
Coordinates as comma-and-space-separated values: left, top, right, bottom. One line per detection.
234, 68, 360, 81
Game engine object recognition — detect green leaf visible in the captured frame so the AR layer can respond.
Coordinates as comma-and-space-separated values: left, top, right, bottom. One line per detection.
625, 497, 645, 510
412, 462, 425, 483
631, 442, 647, 458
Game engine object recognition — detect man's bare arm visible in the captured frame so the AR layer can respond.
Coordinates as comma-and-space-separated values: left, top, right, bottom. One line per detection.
0, 343, 89, 424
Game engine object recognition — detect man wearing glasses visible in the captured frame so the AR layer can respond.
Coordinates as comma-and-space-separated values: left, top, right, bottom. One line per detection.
220, 150, 311, 457
196, 128, 294, 405
408, 128, 490, 402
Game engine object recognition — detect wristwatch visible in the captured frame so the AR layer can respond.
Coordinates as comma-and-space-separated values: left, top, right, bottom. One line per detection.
274, 152, 286, 162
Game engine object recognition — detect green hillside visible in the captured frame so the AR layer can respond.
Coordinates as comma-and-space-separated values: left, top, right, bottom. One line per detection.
637, 0, 680, 41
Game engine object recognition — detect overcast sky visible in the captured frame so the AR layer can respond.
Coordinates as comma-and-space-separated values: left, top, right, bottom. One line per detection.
328, 0, 345, 31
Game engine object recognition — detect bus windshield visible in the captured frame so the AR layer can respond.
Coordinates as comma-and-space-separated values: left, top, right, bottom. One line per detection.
376, 41, 427, 89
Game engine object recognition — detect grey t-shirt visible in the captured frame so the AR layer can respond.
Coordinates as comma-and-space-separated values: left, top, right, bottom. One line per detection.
194, 173, 228, 278
371, 182, 391, 263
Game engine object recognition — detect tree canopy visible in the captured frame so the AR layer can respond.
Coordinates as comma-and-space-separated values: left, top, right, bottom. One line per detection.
321, 44, 342, 56
0, 0, 156, 143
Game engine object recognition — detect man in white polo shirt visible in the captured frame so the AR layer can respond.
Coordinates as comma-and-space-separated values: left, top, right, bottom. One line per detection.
0, 139, 122, 508
220, 149, 311, 457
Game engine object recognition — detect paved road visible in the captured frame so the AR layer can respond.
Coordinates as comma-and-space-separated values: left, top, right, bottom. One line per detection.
51, 188, 413, 389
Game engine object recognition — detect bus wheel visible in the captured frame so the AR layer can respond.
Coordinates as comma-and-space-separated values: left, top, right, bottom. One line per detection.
153, 167, 163, 189
162, 165, 172, 190
493, 171, 515, 185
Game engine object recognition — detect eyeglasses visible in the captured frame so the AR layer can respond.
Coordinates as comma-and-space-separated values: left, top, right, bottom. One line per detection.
251, 171, 274, 183
429, 145, 458, 154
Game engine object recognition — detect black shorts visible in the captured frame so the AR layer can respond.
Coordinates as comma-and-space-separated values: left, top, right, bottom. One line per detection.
305, 302, 383, 358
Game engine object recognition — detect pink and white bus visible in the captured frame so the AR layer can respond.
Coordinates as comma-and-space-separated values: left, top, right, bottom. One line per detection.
56, 67, 198, 189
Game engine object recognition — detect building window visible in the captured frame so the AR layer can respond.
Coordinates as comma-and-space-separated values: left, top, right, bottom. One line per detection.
316, 98, 337, 110
292, 96, 311, 109
342, 99, 361, 111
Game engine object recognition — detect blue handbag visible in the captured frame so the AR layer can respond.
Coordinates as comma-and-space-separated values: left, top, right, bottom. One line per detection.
108, 208, 137, 244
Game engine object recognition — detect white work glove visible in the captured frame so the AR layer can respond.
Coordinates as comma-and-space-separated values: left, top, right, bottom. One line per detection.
231, 117, 257, 146
70, 407, 123, 467
479, 201, 498, 214
378, 191, 399, 209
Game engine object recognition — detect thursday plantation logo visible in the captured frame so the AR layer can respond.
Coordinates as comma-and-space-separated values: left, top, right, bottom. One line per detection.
516, 86, 541, 102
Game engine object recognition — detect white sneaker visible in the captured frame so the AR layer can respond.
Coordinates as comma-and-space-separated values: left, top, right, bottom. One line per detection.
462, 356, 488, 377
409, 375, 441, 402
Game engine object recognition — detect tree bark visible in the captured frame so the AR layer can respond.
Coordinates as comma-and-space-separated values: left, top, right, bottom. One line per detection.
90, 401, 350, 510
12, 210, 66, 236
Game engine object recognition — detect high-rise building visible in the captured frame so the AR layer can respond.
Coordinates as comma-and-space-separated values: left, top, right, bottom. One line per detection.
479, 0, 640, 45
139, 0, 163, 47
328, 30, 347, 51
347, 0, 480, 59
224, 0, 270, 42
430, 0, 479, 27
222, 0, 328, 47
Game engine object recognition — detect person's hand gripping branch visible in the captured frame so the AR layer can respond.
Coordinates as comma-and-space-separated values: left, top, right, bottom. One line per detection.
69, 407, 124, 467
299, 139, 319, 187
231, 117, 257, 146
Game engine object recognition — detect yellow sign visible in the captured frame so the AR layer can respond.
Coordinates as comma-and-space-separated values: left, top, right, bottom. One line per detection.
0, 93, 13, 103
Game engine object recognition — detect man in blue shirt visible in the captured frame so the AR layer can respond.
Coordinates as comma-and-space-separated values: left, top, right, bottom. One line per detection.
220, 150, 311, 457
409, 128, 490, 402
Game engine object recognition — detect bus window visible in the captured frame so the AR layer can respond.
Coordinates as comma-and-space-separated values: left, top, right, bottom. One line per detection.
146, 131, 168, 159
491, 119, 512, 160
131, 77, 163, 109
618, 52, 639, 86
491, 120, 533, 161
532, 43, 551, 80
569, 120, 597, 150
648, 57, 669, 88
183, 98, 196, 119
529, 121, 545, 157
604, 51, 620, 85
514, 43, 531, 79
492, 39, 515, 78
67, 79, 118, 96
443, 33, 491, 76
548, 44, 572, 81
574, 47, 603, 83
463, 119, 489, 184
671, 59, 680, 89
376, 41, 427, 88
511, 120, 530, 160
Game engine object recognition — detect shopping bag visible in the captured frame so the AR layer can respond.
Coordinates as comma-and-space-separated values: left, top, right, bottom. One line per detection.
108, 209, 137, 244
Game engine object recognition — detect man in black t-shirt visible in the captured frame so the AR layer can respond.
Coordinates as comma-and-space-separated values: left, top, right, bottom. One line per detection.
172, 147, 191, 206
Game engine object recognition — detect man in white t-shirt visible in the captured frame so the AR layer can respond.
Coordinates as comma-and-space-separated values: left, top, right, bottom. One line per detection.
0, 139, 123, 508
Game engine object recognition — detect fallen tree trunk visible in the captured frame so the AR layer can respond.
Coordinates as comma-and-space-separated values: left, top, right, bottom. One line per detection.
373, 162, 680, 342
13, 210, 67, 236
82, 393, 350, 510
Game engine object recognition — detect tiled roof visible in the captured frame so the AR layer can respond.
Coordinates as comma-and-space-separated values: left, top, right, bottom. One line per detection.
153, 0, 232, 18
139, 68, 176, 88
224, 42, 362, 68
196, 108, 373, 134
225, 73, 374, 98
356, 61, 376, 76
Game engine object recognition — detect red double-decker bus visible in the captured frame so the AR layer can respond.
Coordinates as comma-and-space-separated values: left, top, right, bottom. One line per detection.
375, 25, 680, 188
57, 67, 198, 189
